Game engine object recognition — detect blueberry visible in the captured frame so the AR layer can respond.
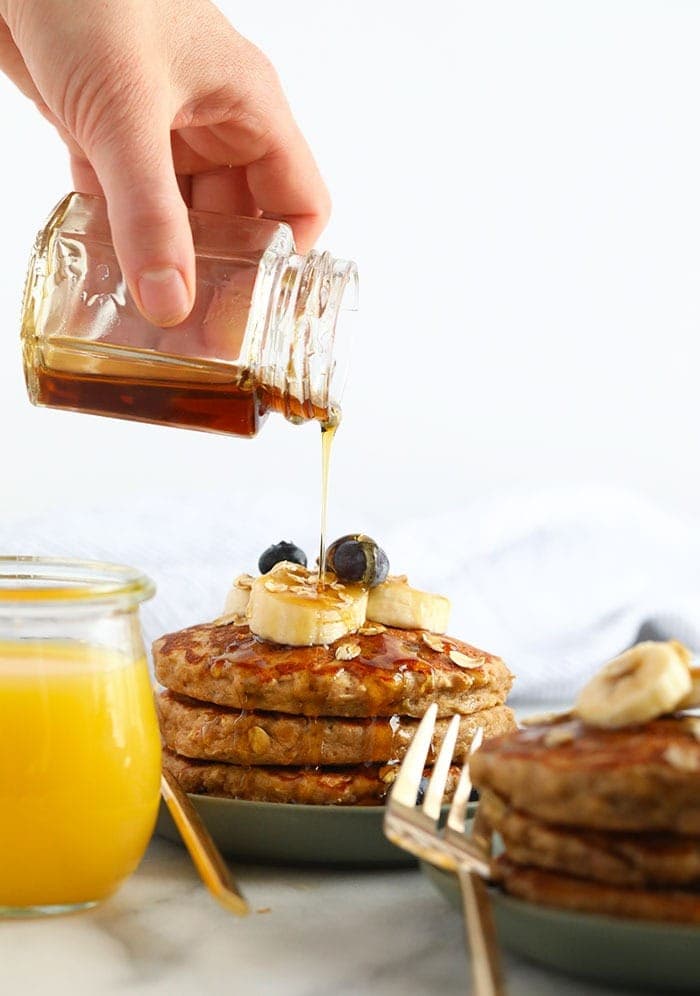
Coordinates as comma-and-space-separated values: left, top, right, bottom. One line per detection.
258, 541, 307, 574
326, 534, 390, 588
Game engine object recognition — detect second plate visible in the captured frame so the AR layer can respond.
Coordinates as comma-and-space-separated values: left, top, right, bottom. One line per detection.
422, 861, 700, 992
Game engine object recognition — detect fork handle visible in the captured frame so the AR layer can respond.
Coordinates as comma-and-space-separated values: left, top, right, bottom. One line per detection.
161, 770, 249, 916
457, 865, 506, 996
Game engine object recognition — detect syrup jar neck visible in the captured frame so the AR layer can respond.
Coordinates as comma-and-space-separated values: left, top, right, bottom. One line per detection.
247, 249, 358, 426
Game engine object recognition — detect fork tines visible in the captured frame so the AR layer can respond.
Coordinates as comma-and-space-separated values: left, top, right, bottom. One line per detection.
384, 704, 490, 877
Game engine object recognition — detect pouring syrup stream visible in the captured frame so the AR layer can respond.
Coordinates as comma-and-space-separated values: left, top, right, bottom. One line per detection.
318, 408, 340, 589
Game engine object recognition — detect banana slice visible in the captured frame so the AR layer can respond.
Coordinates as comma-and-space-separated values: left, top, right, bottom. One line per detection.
366, 576, 451, 633
678, 653, 700, 709
247, 562, 368, 646
575, 640, 692, 728
222, 574, 254, 617
679, 670, 700, 709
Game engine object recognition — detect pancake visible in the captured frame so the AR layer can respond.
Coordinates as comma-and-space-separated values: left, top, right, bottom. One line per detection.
480, 788, 700, 887
153, 621, 513, 718
162, 747, 462, 806
471, 714, 700, 833
494, 855, 700, 924
157, 690, 517, 766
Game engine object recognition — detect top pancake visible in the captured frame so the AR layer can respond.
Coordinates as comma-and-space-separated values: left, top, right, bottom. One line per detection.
471, 714, 700, 833
153, 620, 512, 718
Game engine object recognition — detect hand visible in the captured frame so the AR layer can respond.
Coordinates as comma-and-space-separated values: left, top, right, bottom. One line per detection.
0, 0, 330, 327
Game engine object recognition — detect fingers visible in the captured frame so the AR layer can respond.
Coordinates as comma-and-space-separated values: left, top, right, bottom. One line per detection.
6, 0, 331, 323
0, 19, 38, 103
0, 20, 81, 153
69, 152, 102, 196
246, 130, 331, 252
191, 167, 257, 217
177, 173, 193, 206
237, 56, 330, 249
86, 103, 195, 328
175, 113, 330, 250
173, 31, 331, 251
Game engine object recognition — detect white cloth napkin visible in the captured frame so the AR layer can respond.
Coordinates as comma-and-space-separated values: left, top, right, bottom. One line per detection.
3, 485, 698, 704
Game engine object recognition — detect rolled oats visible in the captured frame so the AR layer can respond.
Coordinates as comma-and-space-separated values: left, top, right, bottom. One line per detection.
449, 650, 481, 669
249, 726, 271, 754
663, 743, 700, 772
335, 643, 361, 661
264, 580, 288, 593
522, 711, 573, 727
359, 623, 387, 636
543, 727, 575, 748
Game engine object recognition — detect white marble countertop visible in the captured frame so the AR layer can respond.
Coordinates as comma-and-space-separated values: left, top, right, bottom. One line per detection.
2, 834, 653, 996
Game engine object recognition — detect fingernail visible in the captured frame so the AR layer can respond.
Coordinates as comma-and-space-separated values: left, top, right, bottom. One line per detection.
138, 267, 190, 326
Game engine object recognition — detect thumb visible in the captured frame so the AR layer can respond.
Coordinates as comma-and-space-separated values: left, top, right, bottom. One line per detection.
87, 107, 195, 328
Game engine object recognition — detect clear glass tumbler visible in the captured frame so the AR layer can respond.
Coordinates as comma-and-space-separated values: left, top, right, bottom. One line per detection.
0, 557, 161, 916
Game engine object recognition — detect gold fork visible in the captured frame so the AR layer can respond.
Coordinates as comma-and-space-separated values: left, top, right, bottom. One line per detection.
161, 769, 249, 916
384, 703, 505, 996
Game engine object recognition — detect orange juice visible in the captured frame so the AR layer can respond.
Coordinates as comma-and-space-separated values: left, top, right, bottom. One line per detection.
0, 640, 161, 909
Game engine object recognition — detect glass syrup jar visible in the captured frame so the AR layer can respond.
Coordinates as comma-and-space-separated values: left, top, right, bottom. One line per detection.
21, 193, 358, 435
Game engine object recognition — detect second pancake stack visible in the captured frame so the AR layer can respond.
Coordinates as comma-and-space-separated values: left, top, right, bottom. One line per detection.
473, 714, 700, 922
472, 640, 700, 923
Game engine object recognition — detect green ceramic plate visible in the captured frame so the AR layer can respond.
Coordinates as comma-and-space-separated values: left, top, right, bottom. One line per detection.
421, 861, 700, 992
157, 795, 477, 867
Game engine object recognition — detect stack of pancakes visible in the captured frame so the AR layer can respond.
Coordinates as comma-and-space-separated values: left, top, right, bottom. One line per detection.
154, 619, 515, 805
472, 713, 700, 923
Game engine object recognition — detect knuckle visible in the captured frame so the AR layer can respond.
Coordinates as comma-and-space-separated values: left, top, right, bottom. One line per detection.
58, 50, 159, 157
237, 38, 279, 89
253, 51, 280, 90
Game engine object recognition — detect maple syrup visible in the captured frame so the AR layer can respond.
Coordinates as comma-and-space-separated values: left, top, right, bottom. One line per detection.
318, 411, 340, 586
32, 362, 262, 435
31, 356, 336, 437
161, 622, 486, 718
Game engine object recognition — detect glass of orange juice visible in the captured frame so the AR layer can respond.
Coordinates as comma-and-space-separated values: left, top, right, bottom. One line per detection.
0, 556, 161, 916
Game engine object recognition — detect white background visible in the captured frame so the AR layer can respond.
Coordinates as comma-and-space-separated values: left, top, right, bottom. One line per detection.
1, 0, 699, 545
